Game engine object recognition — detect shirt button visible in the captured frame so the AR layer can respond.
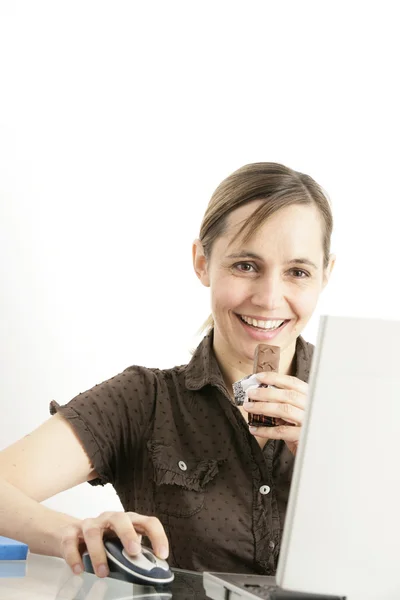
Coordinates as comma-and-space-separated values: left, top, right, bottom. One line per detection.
259, 485, 271, 495
269, 541, 276, 550
178, 461, 187, 471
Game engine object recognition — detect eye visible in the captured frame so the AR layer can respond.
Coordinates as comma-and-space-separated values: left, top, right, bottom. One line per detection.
290, 268, 310, 278
234, 262, 257, 273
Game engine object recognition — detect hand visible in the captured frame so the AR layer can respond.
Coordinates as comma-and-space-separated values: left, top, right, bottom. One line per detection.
59, 511, 169, 578
243, 371, 309, 456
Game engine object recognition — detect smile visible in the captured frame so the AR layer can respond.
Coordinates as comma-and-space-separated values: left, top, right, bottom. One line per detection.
239, 315, 287, 331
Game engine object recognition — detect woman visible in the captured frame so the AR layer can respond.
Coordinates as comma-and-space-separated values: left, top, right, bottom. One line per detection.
0, 162, 335, 577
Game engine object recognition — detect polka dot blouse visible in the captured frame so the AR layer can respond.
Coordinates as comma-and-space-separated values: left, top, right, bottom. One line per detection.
50, 331, 314, 575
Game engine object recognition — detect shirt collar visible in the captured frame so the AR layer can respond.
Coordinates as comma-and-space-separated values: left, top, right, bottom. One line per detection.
185, 331, 223, 391
185, 329, 313, 392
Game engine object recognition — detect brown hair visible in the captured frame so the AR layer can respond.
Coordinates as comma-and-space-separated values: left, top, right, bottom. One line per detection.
199, 162, 333, 332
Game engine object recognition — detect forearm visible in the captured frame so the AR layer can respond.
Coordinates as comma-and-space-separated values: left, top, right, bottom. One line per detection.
0, 477, 81, 557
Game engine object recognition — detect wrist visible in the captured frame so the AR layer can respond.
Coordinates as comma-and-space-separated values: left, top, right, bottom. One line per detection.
41, 508, 82, 558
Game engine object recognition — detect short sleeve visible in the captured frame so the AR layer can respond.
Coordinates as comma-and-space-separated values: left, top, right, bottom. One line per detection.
49, 366, 158, 487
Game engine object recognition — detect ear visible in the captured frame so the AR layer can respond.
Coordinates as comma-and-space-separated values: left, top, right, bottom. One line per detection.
192, 239, 210, 287
322, 253, 336, 290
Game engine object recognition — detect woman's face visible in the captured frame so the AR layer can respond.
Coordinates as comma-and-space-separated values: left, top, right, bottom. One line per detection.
194, 200, 335, 368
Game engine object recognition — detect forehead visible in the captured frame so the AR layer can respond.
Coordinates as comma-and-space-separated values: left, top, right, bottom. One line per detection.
217, 200, 324, 260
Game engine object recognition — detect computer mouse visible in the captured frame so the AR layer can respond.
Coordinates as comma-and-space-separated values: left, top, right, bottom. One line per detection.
82, 538, 174, 585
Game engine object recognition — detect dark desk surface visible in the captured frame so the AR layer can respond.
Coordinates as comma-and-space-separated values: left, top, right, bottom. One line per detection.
0, 553, 207, 599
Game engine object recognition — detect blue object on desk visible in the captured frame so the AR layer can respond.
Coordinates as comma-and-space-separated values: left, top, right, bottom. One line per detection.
0, 536, 28, 560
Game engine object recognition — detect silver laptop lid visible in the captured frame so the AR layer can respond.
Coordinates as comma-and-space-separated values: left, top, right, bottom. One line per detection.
277, 315, 400, 600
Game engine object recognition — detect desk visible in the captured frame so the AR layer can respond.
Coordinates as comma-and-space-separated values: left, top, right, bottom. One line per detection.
0, 553, 207, 599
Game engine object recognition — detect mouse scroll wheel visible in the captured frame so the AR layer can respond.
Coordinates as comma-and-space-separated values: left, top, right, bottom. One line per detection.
142, 549, 157, 564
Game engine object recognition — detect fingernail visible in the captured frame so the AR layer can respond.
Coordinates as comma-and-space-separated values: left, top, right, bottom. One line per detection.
159, 546, 169, 560
249, 426, 257, 433
72, 564, 82, 575
243, 402, 254, 409
128, 541, 141, 555
97, 564, 108, 578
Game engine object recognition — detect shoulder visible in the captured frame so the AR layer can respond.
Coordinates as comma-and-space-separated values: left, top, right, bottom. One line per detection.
51, 363, 187, 416
122, 363, 187, 384
296, 335, 314, 359
303, 338, 315, 357
119, 362, 189, 401
295, 336, 315, 383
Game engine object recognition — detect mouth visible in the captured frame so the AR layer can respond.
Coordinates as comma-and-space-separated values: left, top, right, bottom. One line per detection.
236, 314, 291, 342
237, 314, 289, 332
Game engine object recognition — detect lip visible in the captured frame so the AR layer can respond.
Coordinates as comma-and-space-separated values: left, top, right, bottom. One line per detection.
239, 314, 291, 322
235, 313, 291, 341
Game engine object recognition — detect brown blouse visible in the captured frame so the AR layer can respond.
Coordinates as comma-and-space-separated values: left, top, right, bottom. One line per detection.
50, 331, 314, 575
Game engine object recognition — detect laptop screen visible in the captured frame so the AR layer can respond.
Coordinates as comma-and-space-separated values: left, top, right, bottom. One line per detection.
277, 315, 400, 600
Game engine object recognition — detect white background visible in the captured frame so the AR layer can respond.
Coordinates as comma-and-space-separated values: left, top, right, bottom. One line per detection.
0, 1, 399, 518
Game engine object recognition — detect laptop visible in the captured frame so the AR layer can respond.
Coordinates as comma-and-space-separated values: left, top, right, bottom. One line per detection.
203, 315, 400, 600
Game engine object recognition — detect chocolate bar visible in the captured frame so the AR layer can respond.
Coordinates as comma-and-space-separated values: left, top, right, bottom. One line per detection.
248, 344, 280, 427
253, 343, 280, 375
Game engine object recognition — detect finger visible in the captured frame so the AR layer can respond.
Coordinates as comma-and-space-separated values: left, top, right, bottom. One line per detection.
243, 401, 304, 426
81, 519, 109, 578
60, 524, 85, 575
105, 512, 143, 556
255, 371, 309, 395
249, 423, 302, 442
248, 385, 306, 410
127, 513, 169, 560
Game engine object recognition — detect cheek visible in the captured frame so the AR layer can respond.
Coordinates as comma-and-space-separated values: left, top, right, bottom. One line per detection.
210, 275, 248, 312
292, 284, 321, 319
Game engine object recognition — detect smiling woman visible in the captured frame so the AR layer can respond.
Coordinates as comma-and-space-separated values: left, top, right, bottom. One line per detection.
0, 162, 335, 578
193, 163, 335, 381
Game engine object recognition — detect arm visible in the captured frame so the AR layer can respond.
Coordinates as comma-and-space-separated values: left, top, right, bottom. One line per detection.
0, 413, 97, 556
0, 412, 169, 576
0, 369, 169, 575
0, 477, 80, 557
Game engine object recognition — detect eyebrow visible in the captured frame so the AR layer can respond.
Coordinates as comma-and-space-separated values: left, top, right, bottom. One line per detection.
226, 252, 319, 270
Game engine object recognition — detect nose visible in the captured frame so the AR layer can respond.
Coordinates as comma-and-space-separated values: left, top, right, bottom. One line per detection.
250, 273, 285, 311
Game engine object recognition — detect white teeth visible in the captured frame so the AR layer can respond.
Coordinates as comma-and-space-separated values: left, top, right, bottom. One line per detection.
240, 316, 285, 330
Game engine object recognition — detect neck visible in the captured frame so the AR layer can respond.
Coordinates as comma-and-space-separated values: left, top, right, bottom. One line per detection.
213, 332, 298, 394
